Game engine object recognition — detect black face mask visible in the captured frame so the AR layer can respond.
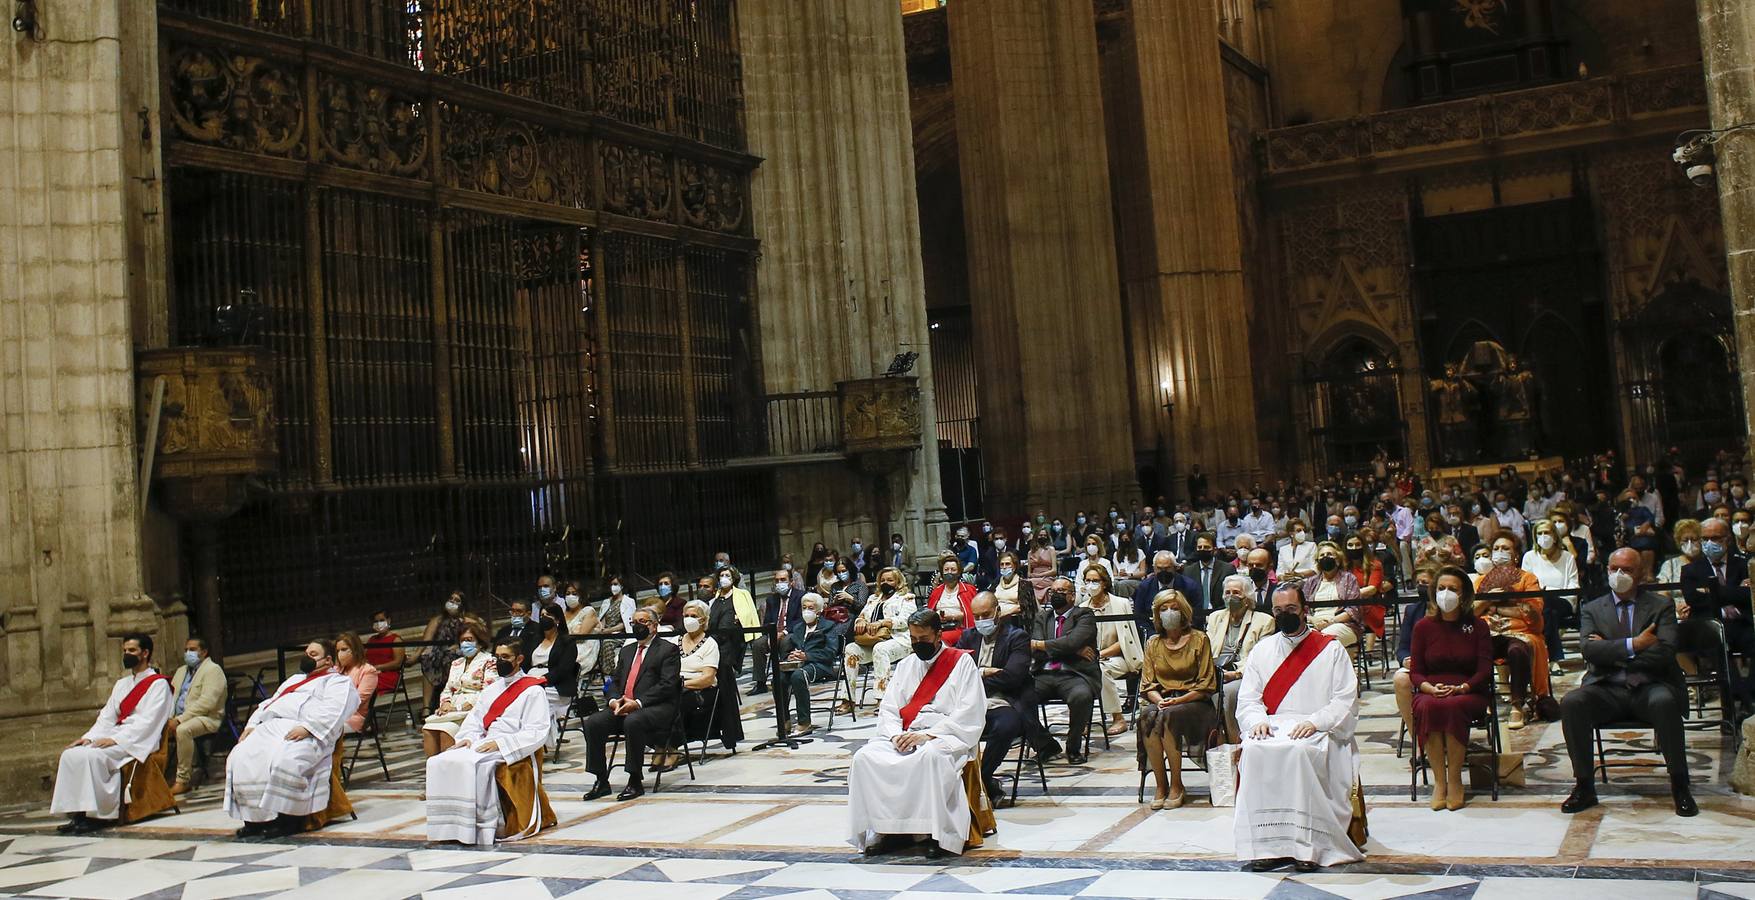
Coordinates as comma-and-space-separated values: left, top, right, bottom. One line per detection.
1318, 556, 1339, 573
1155, 567, 1174, 579
879, 583, 896, 596
1195, 549, 1214, 563
1249, 567, 1268, 583
1275, 611, 1304, 635
911, 640, 939, 661
121, 653, 140, 671
631, 622, 651, 641
495, 658, 518, 678
1346, 546, 1363, 560
1049, 591, 1071, 611
299, 655, 318, 674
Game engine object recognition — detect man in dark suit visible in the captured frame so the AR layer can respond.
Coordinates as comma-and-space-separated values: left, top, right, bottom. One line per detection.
1165, 514, 1197, 564
774, 593, 845, 736
763, 568, 808, 648
495, 598, 542, 661
1186, 532, 1236, 617
1678, 517, 1755, 665
583, 606, 680, 802
1027, 576, 1099, 765
1445, 502, 1481, 560
1136, 552, 1200, 633
955, 592, 1032, 807
1560, 548, 1695, 817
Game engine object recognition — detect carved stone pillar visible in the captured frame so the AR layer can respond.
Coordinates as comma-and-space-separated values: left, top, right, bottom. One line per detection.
947, 0, 1137, 518
742, 0, 950, 563
1698, 0, 1755, 453
1104, 0, 1263, 497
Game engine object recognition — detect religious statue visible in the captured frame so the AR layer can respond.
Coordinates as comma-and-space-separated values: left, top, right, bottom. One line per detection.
1493, 361, 1537, 458
1428, 364, 1479, 464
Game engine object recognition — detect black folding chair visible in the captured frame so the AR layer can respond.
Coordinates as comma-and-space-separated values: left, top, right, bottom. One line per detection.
1409, 667, 1501, 801
343, 691, 391, 787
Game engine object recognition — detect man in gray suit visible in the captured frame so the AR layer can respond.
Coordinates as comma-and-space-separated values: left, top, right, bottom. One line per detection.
1559, 547, 1696, 817
1028, 576, 1100, 765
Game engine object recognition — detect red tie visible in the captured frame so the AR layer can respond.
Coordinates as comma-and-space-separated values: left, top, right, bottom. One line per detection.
622, 644, 646, 701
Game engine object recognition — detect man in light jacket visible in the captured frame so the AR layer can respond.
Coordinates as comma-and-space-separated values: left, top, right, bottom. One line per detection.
169, 636, 229, 794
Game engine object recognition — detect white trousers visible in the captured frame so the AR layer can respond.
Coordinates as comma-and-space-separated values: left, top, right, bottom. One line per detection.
51, 744, 135, 820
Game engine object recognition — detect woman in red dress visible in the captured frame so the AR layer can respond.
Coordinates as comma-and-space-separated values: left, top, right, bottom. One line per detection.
1410, 566, 1492, 811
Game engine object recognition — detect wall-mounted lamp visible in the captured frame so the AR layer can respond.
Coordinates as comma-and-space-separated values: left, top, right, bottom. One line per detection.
12, 0, 41, 41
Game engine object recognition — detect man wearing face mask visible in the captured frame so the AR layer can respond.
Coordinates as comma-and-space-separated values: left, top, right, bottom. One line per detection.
954, 592, 1032, 807
582, 609, 680, 802
426, 640, 556, 846
1187, 532, 1235, 616
52, 634, 174, 834
950, 527, 980, 573
1678, 517, 1755, 669
1217, 504, 1247, 550
774, 594, 847, 737
1166, 513, 1196, 563
976, 528, 1011, 591
1235, 584, 1364, 872
497, 598, 543, 662
849, 608, 988, 858
1137, 552, 1199, 635
226, 639, 356, 838
1560, 548, 1695, 817
1027, 577, 1100, 765
168, 636, 227, 795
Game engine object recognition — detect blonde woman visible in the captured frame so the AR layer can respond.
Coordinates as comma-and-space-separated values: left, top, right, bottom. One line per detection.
991, 551, 1036, 622
1657, 518, 1702, 615
847, 566, 915, 702
1137, 590, 1218, 810
1299, 542, 1363, 652
1080, 565, 1143, 738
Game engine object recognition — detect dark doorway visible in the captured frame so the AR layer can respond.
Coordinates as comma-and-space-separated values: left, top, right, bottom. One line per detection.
1413, 197, 1611, 462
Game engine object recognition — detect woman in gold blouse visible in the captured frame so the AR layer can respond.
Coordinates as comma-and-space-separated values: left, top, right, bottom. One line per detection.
1136, 590, 1218, 810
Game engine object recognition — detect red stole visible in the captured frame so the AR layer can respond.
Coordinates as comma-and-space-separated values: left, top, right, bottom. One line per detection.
899, 647, 964, 730
265, 668, 334, 708
480, 675, 546, 731
1262, 630, 1332, 715
117, 673, 170, 723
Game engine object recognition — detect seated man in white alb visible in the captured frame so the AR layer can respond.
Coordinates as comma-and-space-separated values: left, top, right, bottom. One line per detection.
1235, 583, 1363, 873
427, 638, 554, 846
53, 633, 173, 834
848, 608, 986, 859
225, 638, 355, 838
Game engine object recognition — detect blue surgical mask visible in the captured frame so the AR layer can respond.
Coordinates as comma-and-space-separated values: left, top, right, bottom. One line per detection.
460, 640, 478, 657
1703, 540, 1727, 561
184, 650, 201, 668
974, 618, 997, 637
999, 566, 1014, 578
658, 584, 673, 597
537, 586, 555, 600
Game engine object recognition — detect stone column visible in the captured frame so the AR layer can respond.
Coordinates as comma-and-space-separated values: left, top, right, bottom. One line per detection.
1698, 0, 1755, 789
948, 0, 1137, 519
1698, 0, 1755, 448
1104, 0, 1263, 497
742, 0, 950, 566
0, 0, 163, 796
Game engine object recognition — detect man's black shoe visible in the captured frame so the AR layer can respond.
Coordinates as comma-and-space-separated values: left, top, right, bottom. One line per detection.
69, 816, 113, 835
861, 834, 896, 857
617, 782, 646, 802
1674, 786, 1699, 818
56, 815, 85, 834
1035, 742, 1063, 765
234, 820, 270, 840
583, 779, 612, 801
922, 842, 947, 859
1243, 858, 1287, 872
1066, 751, 1088, 766
1293, 860, 1320, 873
1560, 786, 1599, 814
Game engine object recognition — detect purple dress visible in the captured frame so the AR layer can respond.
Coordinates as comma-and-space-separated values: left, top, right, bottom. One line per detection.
1409, 614, 1492, 742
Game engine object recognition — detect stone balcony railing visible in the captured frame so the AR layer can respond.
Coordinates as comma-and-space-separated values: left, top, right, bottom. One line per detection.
1261, 65, 1708, 179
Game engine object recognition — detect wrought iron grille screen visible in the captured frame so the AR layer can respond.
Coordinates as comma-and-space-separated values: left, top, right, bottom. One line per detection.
159, 0, 770, 651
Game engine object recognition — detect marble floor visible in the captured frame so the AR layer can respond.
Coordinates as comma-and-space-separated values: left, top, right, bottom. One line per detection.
3, 663, 1752, 899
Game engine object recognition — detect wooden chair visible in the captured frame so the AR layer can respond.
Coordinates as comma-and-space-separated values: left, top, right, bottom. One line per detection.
304, 743, 357, 831
494, 747, 557, 839
960, 749, 998, 850
119, 720, 180, 824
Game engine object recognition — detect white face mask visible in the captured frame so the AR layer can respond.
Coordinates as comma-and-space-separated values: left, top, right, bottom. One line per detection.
1491, 549, 1513, 565
1292, 530, 1306, 543
993, 540, 1006, 551
1737, 522, 1750, 539
1435, 589, 1460, 614
1608, 569, 1635, 595
718, 575, 732, 589
564, 594, 581, 609
1536, 534, 1555, 551
445, 600, 461, 615
1555, 522, 1569, 536
1086, 545, 1101, 557
802, 608, 818, 624
1474, 556, 1494, 575
1084, 581, 1103, 597
683, 616, 702, 633
609, 584, 622, 596
1683, 539, 1701, 558
1160, 609, 1184, 630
